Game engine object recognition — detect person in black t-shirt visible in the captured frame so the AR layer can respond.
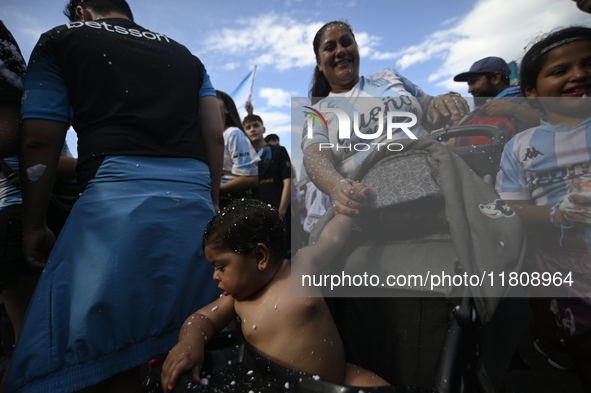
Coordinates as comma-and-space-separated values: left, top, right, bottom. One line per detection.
243, 114, 291, 216
243, 113, 292, 257
264, 133, 281, 146
6, 1, 224, 392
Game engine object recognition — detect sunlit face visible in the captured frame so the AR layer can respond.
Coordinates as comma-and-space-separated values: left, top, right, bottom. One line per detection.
467, 74, 496, 106
526, 40, 591, 125
205, 245, 260, 300
316, 24, 360, 94
244, 120, 265, 144
573, 0, 591, 13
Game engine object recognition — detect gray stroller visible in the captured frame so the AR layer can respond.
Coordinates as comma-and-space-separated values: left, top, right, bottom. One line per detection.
309, 126, 530, 393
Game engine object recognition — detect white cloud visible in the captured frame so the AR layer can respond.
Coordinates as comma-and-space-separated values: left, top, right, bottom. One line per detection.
224, 62, 241, 71
441, 16, 460, 27
353, 31, 381, 58
243, 108, 293, 157
199, 1, 586, 92
383, 0, 588, 91
202, 14, 381, 72
258, 110, 291, 126
203, 14, 322, 71
259, 87, 292, 107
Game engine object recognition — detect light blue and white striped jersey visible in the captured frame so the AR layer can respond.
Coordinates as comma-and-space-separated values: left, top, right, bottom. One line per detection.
495, 116, 591, 206
0, 156, 22, 210
301, 68, 431, 178
221, 127, 259, 183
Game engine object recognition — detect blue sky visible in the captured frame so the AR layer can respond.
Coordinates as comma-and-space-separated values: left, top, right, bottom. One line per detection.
2, 0, 588, 173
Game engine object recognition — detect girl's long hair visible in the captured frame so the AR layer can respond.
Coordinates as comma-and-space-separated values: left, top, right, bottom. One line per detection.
216, 90, 244, 132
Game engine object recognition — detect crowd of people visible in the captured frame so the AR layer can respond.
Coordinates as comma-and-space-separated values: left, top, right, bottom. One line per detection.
1, 0, 591, 392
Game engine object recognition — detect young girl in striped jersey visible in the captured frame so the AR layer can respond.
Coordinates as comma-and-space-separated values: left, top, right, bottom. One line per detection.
495, 26, 591, 389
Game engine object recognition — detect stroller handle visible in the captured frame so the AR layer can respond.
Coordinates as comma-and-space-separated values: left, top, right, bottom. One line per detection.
429, 125, 506, 146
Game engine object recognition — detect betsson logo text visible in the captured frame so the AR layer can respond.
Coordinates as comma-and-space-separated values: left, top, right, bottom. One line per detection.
66, 21, 170, 43
304, 107, 418, 152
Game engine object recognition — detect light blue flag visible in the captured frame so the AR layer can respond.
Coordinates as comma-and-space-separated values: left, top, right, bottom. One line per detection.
230, 66, 257, 109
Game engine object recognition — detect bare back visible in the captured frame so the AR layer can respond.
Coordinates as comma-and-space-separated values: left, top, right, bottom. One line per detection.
234, 259, 346, 383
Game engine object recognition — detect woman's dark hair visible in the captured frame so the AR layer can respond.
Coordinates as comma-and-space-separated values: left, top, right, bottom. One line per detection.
309, 20, 355, 103
216, 90, 244, 132
203, 199, 286, 263
520, 26, 591, 95
64, 0, 134, 22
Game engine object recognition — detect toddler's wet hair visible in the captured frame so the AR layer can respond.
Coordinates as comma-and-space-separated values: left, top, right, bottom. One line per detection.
203, 199, 286, 262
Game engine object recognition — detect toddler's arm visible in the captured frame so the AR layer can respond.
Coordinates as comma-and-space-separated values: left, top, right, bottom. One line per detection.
161, 295, 236, 392
295, 181, 368, 272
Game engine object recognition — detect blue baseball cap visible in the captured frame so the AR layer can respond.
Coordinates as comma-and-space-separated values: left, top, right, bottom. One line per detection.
453, 57, 510, 82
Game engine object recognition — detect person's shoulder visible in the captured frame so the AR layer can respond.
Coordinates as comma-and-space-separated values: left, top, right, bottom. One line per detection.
269, 144, 289, 155
365, 67, 403, 81
0, 20, 14, 42
46, 22, 79, 36
226, 127, 250, 141
362, 67, 421, 93
225, 127, 243, 136
498, 86, 523, 98
30, 23, 84, 46
0, 25, 25, 72
507, 125, 539, 148
0, 23, 26, 101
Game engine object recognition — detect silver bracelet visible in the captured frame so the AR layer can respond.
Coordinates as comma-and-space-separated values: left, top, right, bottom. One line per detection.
559, 224, 574, 248
549, 201, 562, 227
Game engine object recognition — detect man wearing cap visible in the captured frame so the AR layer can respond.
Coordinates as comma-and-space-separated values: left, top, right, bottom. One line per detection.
451, 56, 542, 147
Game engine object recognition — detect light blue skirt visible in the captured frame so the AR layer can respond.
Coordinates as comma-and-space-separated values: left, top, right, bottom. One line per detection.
6, 156, 220, 393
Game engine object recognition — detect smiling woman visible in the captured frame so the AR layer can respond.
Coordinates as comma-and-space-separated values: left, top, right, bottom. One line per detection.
303, 20, 470, 217
313, 22, 360, 95
297, 20, 475, 389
